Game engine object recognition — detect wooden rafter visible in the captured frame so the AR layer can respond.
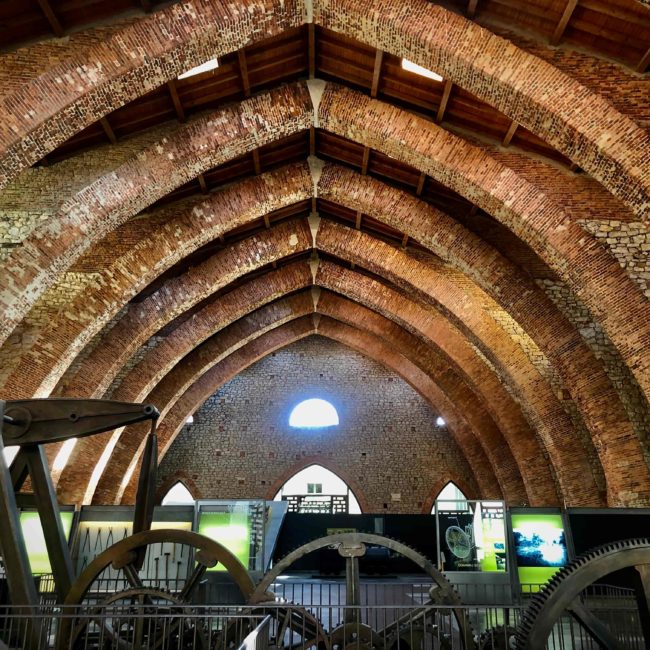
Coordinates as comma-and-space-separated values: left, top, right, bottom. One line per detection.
467, 0, 479, 18
140, 0, 153, 11
401, 233, 409, 249
37, 0, 64, 37
198, 174, 208, 194
416, 173, 426, 196
99, 117, 117, 145
308, 24, 316, 79
310, 127, 316, 156
436, 79, 453, 124
355, 210, 362, 230
361, 147, 370, 175
166, 80, 186, 122
469, 205, 479, 217
551, 0, 578, 45
264, 214, 271, 229
371, 50, 384, 98
252, 150, 262, 175
238, 50, 251, 98
637, 48, 650, 73
502, 120, 518, 146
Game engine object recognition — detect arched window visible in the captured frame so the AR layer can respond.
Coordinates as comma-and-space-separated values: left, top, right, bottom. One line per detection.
161, 481, 195, 505
431, 481, 468, 513
289, 399, 339, 428
274, 464, 361, 514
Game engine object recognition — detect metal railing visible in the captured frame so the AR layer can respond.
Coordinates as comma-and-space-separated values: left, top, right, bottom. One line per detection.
0, 602, 645, 650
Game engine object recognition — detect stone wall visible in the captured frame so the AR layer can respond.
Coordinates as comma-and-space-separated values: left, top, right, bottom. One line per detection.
158, 336, 479, 512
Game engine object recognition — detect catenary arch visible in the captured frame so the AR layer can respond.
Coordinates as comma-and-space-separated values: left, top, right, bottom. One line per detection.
0, 0, 647, 221
62, 245, 548, 507
0, 163, 313, 398
101, 297, 514, 505
318, 85, 650, 403
119, 317, 487, 508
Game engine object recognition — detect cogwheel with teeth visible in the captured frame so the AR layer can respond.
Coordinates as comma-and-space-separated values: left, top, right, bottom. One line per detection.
251, 532, 476, 649
515, 537, 650, 650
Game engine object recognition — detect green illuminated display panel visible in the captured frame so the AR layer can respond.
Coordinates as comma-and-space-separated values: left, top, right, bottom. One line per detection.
198, 512, 251, 571
20, 511, 74, 574
511, 513, 568, 590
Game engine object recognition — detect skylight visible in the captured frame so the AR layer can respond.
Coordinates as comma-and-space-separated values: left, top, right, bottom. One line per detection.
178, 58, 219, 80
289, 399, 339, 429
401, 59, 443, 82
436, 416, 446, 426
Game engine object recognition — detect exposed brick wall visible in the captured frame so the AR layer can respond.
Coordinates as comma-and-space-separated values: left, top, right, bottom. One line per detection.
0, 83, 312, 348
157, 336, 481, 513
318, 85, 650, 406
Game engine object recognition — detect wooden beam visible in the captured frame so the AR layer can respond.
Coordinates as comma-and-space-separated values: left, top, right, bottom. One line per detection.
551, 0, 578, 45
264, 214, 271, 229
252, 150, 262, 175
467, 0, 479, 18
355, 210, 362, 230
416, 173, 426, 196
238, 50, 251, 98
502, 120, 518, 146
167, 80, 186, 123
361, 147, 370, 175
99, 117, 117, 145
198, 174, 208, 194
401, 234, 409, 249
308, 24, 316, 79
469, 205, 479, 217
370, 50, 384, 98
140, 0, 153, 11
310, 126, 316, 156
436, 79, 453, 124
37, 0, 64, 37
637, 48, 650, 73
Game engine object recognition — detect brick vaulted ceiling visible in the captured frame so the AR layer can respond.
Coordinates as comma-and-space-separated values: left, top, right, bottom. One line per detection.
0, 0, 648, 509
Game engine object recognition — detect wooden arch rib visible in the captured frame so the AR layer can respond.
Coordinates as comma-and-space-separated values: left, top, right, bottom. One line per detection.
0, 0, 647, 221
116, 317, 492, 508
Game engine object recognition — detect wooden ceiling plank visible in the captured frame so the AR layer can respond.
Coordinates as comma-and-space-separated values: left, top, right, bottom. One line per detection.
166, 80, 186, 123
99, 117, 117, 145
370, 49, 384, 98
238, 50, 252, 98
436, 79, 453, 124
361, 147, 370, 175
37, 0, 64, 37
308, 24, 316, 78
637, 48, 650, 73
502, 120, 518, 146
416, 173, 427, 196
551, 0, 578, 45
467, 0, 479, 18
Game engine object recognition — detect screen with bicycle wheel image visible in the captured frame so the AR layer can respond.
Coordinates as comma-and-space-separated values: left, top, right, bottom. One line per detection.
437, 501, 507, 572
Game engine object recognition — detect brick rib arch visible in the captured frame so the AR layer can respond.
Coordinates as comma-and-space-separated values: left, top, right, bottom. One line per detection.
265, 458, 372, 514
94, 291, 517, 506
318, 165, 645, 466
1, 0, 647, 223
318, 85, 650, 404
316, 260, 604, 507
120, 319, 485, 506
0, 82, 312, 347
318, 220, 648, 506
1, 164, 313, 399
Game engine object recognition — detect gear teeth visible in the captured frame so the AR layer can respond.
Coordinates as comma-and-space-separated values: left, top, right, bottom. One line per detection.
515, 537, 650, 649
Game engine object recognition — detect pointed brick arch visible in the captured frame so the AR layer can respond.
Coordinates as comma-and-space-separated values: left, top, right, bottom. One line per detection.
421, 479, 477, 515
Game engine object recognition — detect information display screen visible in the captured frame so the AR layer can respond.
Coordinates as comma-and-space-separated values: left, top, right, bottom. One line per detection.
511, 513, 568, 588
20, 510, 74, 574
198, 511, 251, 571
438, 501, 506, 572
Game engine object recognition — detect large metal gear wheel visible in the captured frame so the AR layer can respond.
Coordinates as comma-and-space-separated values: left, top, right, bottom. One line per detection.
56, 528, 255, 649
515, 537, 650, 649
251, 532, 475, 650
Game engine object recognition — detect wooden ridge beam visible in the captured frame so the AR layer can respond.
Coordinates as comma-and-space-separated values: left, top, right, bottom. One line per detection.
37, 0, 64, 37
502, 120, 518, 147
436, 79, 453, 124
551, 0, 578, 45
238, 50, 251, 98
371, 50, 384, 98
167, 80, 186, 123
99, 117, 117, 145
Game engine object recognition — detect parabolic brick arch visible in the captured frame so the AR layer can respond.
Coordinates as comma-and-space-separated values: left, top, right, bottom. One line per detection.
0, 0, 648, 513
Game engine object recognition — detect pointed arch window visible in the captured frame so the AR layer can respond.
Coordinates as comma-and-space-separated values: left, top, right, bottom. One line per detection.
161, 481, 195, 505
431, 481, 469, 513
274, 464, 361, 514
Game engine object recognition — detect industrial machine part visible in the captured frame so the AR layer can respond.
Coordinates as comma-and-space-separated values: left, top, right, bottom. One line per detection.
56, 528, 255, 649
515, 538, 650, 649
251, 532, 475, 649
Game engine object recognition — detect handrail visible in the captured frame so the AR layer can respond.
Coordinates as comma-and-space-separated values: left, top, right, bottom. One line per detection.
238, 614, 271, 650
